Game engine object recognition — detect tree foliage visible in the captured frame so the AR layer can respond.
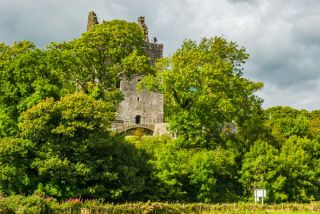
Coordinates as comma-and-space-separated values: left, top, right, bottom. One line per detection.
48, 20, 153, 102
0, 137, 36, 195
0, 93, 151, 200
140, 37, 263, 148
240, 137, 320, 202
131, 136, 238, 202
0, 20, 319, 203
0, 41, 62, 137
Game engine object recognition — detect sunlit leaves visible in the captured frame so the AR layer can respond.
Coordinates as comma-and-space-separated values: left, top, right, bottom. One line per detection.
0, 41, 62, 137
48, 20, 153, 99
141, 36, 262, 148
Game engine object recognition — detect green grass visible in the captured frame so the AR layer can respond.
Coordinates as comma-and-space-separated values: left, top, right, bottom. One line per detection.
1, 196, 319, 213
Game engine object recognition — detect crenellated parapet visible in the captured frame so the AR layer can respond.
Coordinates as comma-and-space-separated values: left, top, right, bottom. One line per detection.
144, 42, 163, 66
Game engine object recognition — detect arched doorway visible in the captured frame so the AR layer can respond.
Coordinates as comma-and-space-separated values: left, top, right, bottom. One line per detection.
125, 127, 154, 136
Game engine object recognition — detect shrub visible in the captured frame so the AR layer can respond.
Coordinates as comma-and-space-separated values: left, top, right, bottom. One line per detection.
0, 195, 50, 214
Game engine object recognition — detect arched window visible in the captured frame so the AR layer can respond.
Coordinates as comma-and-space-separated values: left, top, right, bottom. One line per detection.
135, 115, 141, 124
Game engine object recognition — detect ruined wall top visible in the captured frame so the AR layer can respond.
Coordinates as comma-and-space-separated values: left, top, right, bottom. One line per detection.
137, 16, 163, 65
87, 12, 152, 44
87, 11, 99, 31
138, 16, 149, 42
86, 12, 163, 65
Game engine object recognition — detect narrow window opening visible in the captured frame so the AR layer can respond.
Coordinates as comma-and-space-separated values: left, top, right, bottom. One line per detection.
116, 80, 121, 88
137, 97, 140, 101
135, 115, 141, 124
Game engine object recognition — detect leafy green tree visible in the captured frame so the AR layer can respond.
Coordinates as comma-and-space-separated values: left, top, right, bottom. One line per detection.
48, 20, 153, 102
240, 137, 320, 202
0, 137, 36, 195
0, 41, 62, 137
17, 93, 150, 200
240, 140, 281, 201
187, 148, 237, 202
263, 106, 310, 145
277, 136, 320, 202
141, 37, 262, 148
133, 136, 237, 202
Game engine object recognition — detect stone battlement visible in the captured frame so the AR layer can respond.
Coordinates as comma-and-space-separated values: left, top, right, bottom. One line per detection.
144, 42, 163, 65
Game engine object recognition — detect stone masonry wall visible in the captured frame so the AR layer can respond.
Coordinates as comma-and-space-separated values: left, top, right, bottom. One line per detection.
114, 75, 164, 126
87, 11, 99, 31
113, 17, 164, 133
144, 42, 163, 66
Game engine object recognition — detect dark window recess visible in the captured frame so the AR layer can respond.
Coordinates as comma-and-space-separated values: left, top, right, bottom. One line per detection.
135, 115, 141, 124
137, 97, 140, 101
116, 80, 121, 88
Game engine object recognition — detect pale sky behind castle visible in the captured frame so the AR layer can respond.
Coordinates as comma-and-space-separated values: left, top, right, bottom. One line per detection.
0, 0, 319, 110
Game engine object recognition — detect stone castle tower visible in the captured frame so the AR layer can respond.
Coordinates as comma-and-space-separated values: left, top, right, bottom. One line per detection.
87, 11, 166, 135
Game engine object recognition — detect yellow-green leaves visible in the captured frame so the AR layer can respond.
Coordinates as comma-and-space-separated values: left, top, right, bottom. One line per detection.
19, 93, 115, 139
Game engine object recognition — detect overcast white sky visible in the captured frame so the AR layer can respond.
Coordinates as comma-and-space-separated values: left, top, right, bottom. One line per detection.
0, 0, 319, 110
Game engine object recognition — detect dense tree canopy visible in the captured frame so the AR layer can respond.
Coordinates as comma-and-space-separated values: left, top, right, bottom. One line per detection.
0, 41, 62, 137
240, 137, 320, 202
0, 18, 319, 203
48, 20, 153, 102
141, 37, 263, 148
0, 93, 151, 200
0, 19, 155, 200
133, 137, 237, 202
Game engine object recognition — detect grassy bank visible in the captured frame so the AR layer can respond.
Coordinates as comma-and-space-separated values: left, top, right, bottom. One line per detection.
0, 195, 320, 213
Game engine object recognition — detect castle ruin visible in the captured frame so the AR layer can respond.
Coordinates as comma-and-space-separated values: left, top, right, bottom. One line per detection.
87, 11, 166, 135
